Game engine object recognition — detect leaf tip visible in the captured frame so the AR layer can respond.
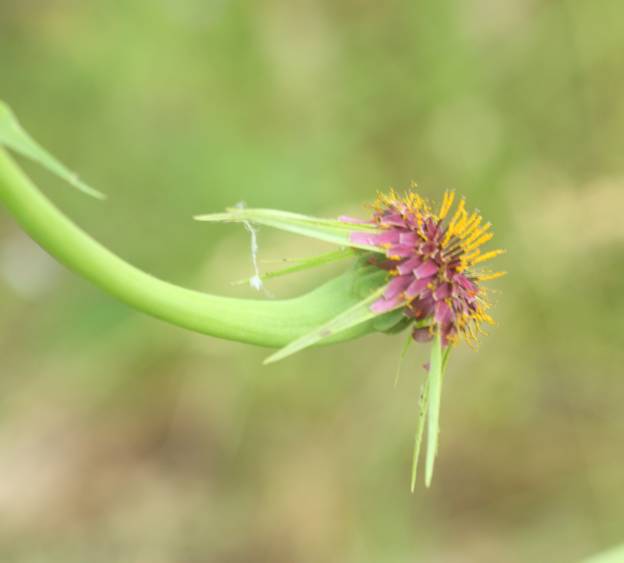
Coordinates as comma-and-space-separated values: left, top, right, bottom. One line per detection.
425, 458, 435, 488
81, 185, 107, 200
263, 352, 281, 365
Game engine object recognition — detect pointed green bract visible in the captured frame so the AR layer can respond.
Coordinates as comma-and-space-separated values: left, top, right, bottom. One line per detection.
195, 207, 383, 253
442, 346, 452, 380
394, 331, 413, 387
349, 266, 387, 298
264, 284, 388, 364
373, 307, 413, 333
410, 379, 429, 492
411, 334, 452, 491
425, 330, 443, 487
232, 248, 357, 286
0, 100, 105, 199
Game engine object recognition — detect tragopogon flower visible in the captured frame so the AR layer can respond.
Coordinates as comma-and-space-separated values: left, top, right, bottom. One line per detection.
344, 190, 505, 347
0, 98, 508, 490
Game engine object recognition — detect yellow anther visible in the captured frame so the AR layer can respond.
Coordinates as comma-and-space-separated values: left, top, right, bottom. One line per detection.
457, 212, 480, 238
476, 270, 507, 281
464, 231, 494, 252
462, 249, 481, 264
463, 222, 491, 248
438, 190, 455, 220
454, 207, 469, 234
443, 197, 466, 243
471, 249, 505, 266
449, 198, 466, 229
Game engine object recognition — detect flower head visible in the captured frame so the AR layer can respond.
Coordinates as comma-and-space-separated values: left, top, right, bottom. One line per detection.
347, 189, 505, 346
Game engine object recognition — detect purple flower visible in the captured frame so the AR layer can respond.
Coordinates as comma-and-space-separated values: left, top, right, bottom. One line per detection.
346, 190, 506, 346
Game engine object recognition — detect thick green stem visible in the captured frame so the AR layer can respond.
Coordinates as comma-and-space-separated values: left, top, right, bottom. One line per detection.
0, 148, 376, 348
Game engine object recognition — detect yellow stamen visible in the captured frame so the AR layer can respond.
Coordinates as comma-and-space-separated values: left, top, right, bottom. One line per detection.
454, 208, 469, 235
477, 324, 489, 336
448, 199, 465, 228
463, 222, 491, 248
475, 310, 495, 325
457, 212, 480, 238
438, 190, 455, 220
471, 249, 505, 266
443, 198, 466, 243
408, 191, 424, 210
467, 322, 478, 341
476, 271, 507, 281
464, 231, 494, 252
462, 249, 481, 264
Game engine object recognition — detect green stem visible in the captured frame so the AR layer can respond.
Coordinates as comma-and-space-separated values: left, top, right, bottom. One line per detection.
0, 148, 376, 348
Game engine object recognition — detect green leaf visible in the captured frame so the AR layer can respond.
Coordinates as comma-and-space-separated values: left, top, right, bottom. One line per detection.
442, 345, 452, 379
394, 331, 412, 387
195, 207, 383, 252
232, 247, 357, 286
425, 330, 443, 487
0, 100, 105, 199
264, 284, 387, 364
410, 378, 429, 492
372, 307, 406, 332
349, 266, 388, 298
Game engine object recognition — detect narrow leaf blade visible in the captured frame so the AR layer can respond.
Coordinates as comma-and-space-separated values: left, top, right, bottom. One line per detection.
195, 208, 384, 253
394, 330, 413, 388
264, 285, 386, 364
441, 346, 452, 380
0, 101, 105, 199
425, 330, 443, 487
232, 248, 357, 286
410, 379, 429, 492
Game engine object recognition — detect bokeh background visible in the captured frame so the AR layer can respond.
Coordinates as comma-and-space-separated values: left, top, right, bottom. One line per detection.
1, 1, 623, 561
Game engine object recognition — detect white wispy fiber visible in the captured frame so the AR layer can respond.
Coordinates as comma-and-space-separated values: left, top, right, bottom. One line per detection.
235, 201, 264, 292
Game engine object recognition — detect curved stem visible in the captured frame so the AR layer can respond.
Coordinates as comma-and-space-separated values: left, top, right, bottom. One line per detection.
0, 148, 375, 348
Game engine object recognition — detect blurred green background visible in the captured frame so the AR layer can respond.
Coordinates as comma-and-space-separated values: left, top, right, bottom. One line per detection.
1, 1, 624, 561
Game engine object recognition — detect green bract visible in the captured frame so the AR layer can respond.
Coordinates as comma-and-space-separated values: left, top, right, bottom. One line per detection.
195, 207, 382, 252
